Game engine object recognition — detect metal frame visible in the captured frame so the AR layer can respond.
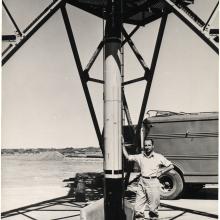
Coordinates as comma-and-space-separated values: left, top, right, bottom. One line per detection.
1, 196, 87, 219
61, 3, 104, 153
3, 0, 218, 65
162, 0, 219, 54
203, 2, 219, 31
2, 0, 64, 65
1, 1, 219, 218
1, 0, 219, 173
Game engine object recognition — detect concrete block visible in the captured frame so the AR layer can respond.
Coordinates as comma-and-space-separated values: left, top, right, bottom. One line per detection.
80, 198, 134, 220
80, 199, 104, 220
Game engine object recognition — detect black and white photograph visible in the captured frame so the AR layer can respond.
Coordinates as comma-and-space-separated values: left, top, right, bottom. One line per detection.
1, 0, 219, 219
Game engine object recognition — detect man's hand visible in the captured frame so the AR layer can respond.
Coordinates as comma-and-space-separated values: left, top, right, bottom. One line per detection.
122, 136, 130, 160
157, 165, 174, 178
156, 171, 162, 178
121, 135, 124, 146
169, 169, 177, 175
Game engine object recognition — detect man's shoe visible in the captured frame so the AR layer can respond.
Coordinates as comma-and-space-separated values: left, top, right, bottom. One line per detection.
149, 211, 159, 219
135, 212, 145, 218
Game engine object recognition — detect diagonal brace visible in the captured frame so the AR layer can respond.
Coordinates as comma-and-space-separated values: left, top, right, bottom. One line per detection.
3, 1, 22, 36
162, 0, 218, 54
85, 25, 140, 84
61, 4, 103, 154
2, 0, 64, 66
84, 40, 104, 73
122, 27, 150, 75
135, 13, 168, 147
121, 25, 140, 46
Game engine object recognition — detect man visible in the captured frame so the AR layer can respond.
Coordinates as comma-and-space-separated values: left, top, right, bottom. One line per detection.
122, 138, 174, 219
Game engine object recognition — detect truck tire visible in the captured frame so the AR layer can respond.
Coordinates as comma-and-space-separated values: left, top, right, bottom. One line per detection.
159, 170, 183, 200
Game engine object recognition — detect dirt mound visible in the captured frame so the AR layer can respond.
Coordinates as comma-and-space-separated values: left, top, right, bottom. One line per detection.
11, 151, 66, 161
36, 151, 65, 160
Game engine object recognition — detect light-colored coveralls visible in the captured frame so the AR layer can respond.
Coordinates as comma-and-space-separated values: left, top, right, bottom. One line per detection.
127, 152, 173, 218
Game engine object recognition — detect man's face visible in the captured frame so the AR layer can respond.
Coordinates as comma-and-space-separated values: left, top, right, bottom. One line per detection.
143, 140, 154, 154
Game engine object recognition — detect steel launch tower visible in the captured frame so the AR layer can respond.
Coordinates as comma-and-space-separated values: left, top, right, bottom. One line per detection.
2, 0, 219, 219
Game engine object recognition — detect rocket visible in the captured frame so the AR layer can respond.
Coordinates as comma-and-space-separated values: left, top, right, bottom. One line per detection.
103, 0, 124, 219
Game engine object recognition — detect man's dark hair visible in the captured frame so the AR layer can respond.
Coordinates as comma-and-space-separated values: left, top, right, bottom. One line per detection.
144, 138, 154, 145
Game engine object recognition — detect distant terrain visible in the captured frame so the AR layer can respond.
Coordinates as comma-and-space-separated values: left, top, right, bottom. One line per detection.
1, 147, 103, 158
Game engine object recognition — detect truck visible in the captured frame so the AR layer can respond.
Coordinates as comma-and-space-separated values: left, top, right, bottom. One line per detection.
124, 111, 218, 199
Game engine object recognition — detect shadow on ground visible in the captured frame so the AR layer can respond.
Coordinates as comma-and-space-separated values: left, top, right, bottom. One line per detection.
182, 187, 218, 200
1, 196, 87, 219
2, 185, 217, 219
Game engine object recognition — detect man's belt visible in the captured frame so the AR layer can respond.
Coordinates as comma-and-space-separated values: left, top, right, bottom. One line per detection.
141, 176, 157, 179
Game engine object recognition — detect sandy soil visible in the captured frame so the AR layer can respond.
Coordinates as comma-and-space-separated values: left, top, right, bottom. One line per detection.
1, 185, 69, 212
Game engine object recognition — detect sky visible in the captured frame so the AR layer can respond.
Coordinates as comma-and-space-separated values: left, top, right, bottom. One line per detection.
1, 0, 219, 148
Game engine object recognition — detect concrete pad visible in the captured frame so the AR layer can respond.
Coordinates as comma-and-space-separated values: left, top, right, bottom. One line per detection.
80, 198, 134, 220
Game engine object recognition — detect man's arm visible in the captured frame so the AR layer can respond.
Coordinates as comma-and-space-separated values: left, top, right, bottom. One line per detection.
157, 164, 174, 178
122, 136, 130, 160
